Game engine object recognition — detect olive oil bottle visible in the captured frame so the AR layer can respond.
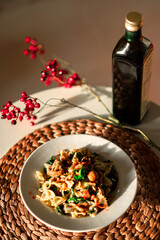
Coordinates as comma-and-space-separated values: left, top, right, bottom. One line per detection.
112, 12, 153, 125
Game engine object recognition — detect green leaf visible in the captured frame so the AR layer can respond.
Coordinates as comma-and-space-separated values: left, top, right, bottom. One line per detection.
73, 166, 88, 180
68, 196, 86, 204
56, 205, 64, 214
47, 156, 55, 165
73, 174, 81, 180
64, 190, 69, 195
43, 166, 47, 174
89, 208, 96, 214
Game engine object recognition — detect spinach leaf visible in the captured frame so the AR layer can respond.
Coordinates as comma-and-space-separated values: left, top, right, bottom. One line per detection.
47, 156, 55, 165
73, 166, 88, 180
68, 196, 86, 204
56, 205, 64, 214
43, 166, 47, 174
76, 151, 84, 161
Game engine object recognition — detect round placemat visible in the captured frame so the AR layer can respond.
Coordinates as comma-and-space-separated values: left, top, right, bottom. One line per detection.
0, 119, 160, 240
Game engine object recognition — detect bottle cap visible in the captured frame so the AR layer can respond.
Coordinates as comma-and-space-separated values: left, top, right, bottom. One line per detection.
125, 12, 143, 32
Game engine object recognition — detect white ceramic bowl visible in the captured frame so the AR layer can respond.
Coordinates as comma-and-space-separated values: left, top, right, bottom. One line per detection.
19, 134, 137, 232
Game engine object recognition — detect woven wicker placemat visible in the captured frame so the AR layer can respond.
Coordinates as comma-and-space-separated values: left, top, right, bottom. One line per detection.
0, 119, 160, 240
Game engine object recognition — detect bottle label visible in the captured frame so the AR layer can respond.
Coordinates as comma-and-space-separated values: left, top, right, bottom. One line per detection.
141, 49, 153, 120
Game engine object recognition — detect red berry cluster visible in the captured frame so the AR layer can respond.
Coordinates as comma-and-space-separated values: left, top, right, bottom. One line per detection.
24, 37, 45, 59
1, 92, 40, 126
40, 59, 81, 87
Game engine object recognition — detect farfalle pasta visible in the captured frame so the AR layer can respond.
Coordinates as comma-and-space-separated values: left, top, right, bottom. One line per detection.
36, 148, 118, 218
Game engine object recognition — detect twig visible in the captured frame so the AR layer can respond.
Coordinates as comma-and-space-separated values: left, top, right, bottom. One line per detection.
81, 79, 113, 117
120, 125, 160, 152
38, 54, 117, 120
61, 98, 115, 125
35, 98, 63, 114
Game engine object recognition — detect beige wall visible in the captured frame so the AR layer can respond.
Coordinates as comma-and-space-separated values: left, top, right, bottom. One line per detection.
0, 0, 160, 106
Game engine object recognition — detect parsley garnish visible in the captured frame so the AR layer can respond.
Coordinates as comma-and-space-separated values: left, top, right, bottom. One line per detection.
56, 205, 64, 214
47, 156, 55, 165
73, 166, 88, 180
68, 196, 86, 204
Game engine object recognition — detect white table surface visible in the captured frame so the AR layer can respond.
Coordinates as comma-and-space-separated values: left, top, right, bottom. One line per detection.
0, 86, 160, 159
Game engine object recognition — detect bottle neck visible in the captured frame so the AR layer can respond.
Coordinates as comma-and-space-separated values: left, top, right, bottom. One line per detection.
125, 28, 142, 42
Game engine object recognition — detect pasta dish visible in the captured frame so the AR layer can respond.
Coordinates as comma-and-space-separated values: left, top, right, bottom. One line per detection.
36, 148, 118, 218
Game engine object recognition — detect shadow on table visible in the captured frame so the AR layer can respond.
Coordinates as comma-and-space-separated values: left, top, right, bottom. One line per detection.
142, 101, 160, 123
93, 86, 112, 98
36, 92, 90, 124
136, 101, 160, 155
37, 86, 112, 124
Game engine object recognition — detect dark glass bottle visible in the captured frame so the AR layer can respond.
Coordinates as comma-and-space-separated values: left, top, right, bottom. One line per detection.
112, 12, 153, 125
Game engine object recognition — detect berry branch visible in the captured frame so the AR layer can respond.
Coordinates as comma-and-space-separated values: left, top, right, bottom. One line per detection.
1, 92, 40, 126
1, 36, 160, 152
24, 37, 45, 59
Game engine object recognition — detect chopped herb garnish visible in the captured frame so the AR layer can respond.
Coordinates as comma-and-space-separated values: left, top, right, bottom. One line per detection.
76, 151, 84, 161
73, 166, 88, 180
89, 208, 96, 214
43, 166, 47, 174
64, 190, 69, 195
56, 205, 64, 214
68, 196, 86, 204
47, 156, 55, 165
